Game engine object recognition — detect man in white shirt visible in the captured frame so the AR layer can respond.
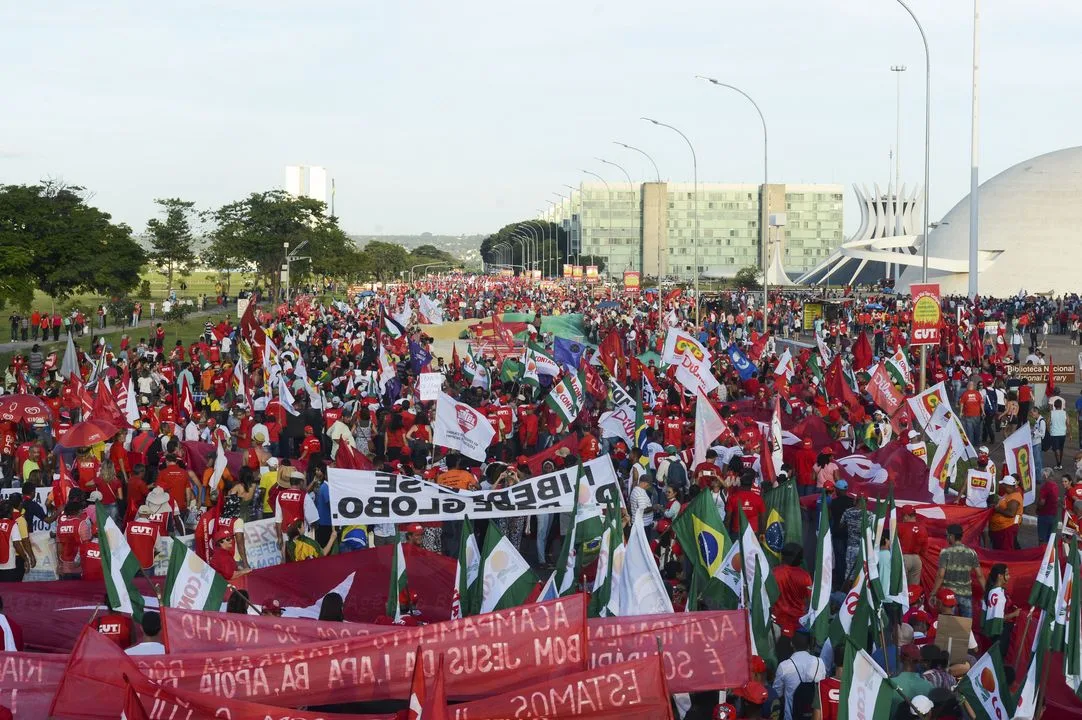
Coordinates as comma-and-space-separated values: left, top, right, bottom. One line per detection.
183, 414, 201, 442
772, 630, 826, 720
629, 475, 656, 535
125, 611, 166, 656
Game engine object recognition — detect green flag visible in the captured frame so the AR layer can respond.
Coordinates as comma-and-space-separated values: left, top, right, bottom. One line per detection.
452, 516, 480, 619
477, 521, 537, 613
957, 645, 1012, 720
163, 538, 227, 611
96, 504, 145, 621
1029, 528, 1060, 614
500, 358, 523, 384
749, 561, 775, 668
572, 467, 604, 549
761, 479, 802, 565
672, 490, 735, 605
805, 495, 834, 645
387, 537, 407, 622
544, 371, 584, 425
838, 643, 895, 720
589, 500, 625, 617
1064, 537, 1082, 699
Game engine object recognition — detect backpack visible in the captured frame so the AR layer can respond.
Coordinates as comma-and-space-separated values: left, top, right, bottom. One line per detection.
789, 659, 820, 720
665, 459, 689, 493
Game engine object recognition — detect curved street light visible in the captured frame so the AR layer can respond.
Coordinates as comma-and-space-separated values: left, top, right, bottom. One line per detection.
643, 117, 700, 324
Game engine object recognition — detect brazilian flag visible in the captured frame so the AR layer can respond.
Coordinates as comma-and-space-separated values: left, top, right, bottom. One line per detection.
500, 358, 523, 383
673, 491, 732, 609
761, 479, 803, 566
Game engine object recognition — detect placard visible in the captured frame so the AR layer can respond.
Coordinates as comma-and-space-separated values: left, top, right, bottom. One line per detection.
585, 265, 600, 284
562, 264, 573, 279
910, 283, 942, 346
935, 613, 972, 665
623, 270, 641, 295
802, 303, 824, 331
573, 265, 584, 280
418, 372, 444, 401
328, 455, 619, 525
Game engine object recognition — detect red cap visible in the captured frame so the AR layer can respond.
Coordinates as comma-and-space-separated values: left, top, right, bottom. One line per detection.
516, 455, 530, 466
304, 425, 314, 434
901, 505, 916, 517
403, 523, 424, 535
213, 528, 233, 542
801, 437, 813, 448
823, 480, 836, 492
713, 703, 737, 720
901, 643, 922, 661
936, 588, 957, 608
736, 681, 769, 704
1070, 485, 1082, 502
749, 655, 767, 674
907, 584, 924, 606
655, 519, 672, 535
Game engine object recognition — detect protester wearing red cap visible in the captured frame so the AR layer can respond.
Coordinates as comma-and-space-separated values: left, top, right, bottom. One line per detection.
298, 424, 322, 462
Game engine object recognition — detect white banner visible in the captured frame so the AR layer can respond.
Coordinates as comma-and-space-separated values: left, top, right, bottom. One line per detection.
328, 455, 620, 525
433, 391, 495, 461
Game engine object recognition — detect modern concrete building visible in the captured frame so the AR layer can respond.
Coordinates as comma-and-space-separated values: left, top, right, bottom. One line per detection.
285, 165, 328, 207
547, 181, 844, 281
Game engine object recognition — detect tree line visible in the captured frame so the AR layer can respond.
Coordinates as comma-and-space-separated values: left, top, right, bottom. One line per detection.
0, 183, 462, 310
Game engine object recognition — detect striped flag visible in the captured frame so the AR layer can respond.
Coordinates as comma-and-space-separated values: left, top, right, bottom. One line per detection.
838, 646, 894, 720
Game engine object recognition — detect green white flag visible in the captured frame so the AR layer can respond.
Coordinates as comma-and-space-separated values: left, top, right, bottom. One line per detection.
96, 505, 144, 621
803, 495, 834, 644
957, 645, 1012, 720
1053, 545, 1072, 652
1063, 537, 1082, 699
1015, 611, 1051, 720
749, 561, 774, 666
738, 510, 778, 623
519, 346, 541, 389
883, 497, 908, 611
163, 538, 228, 611
572, 468, 604, 548
544, 371, 585, 425
478, 521, 537, 613
1029, 529, 1060, 613
886, 348, 911, 389
452, 516, 480, 619
838, 644, 894, 720
589, 501, 625, 617
387, 538, 407, 622
528, 342, 560, 377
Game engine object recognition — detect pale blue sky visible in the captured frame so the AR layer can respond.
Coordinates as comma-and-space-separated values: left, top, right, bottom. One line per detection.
2, 0, 1079, 236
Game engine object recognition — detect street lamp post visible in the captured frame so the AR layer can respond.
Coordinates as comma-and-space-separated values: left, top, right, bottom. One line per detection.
968, 0, 980, 299
643, 117, 700, 325
596, 157, 639, 273
896, 0, 932, 390
615, 141, 663, 279
410, 261, 447, 283
697, 77, 770, 323
553, 193, 573, 267
581, 170, 612, 278
890, 64, 907, 280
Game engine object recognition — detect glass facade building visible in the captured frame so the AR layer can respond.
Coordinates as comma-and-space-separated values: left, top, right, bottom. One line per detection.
547, 181, 844, 281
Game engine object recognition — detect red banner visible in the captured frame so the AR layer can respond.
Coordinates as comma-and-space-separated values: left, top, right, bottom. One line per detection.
53, 628, 674, 720
162, 607, 750, 693
0, 652, 67, 719
909, 283, 941, 346
139, 596, 587, 706
589, 611, 750, 692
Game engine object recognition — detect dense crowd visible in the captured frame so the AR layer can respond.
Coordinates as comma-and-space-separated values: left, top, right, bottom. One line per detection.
0, 274, 1081, 719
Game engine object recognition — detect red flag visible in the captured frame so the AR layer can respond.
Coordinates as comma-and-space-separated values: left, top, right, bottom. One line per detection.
663, 287, 682, 307
852, 331, 873, 371
581, 361, 607, 401
759, 426, 777, 484
747, 331, 769, 363
598, 331, 626, 382
15, 371, 27, 394
67, 374, 94, 419
53, 459, 78, 510
1046, 353, 1056, 397
91, 381, 127, 428
823, 355, 861, 415
421, 655, 450, 720
407, 645, 425, 720
451, 344, 461, 373
968, 329, 983, 363
175, 381, 195, 421
336, 437, 374, 470
122, 677, 150, 720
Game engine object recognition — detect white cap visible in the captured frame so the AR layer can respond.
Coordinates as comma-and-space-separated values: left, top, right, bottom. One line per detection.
1001, 475, 1018, 486
910, 696, 933, 714
267, 457, 279, 468
978, 445, 990, 454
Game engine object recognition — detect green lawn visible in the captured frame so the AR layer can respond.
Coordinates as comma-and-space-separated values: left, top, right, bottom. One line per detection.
24, 269, 256, 314
0, 313, 234, 369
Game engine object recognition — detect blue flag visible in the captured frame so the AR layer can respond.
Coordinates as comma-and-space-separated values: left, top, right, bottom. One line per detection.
409, 340, 432, 374
726, 344, 756, 381
553, 337, 586, 370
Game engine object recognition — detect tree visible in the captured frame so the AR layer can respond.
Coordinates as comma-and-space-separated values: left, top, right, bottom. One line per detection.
733, 265, 763, 290
204, 190, 351, 297
359, 241, 410, 281
145, 198, 198, 291
0, 182, 146, 308
481, 221, 567, 277
409, 244, 457, 267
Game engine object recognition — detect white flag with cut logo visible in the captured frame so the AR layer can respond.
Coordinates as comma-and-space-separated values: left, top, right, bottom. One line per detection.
433, 391, 495, 462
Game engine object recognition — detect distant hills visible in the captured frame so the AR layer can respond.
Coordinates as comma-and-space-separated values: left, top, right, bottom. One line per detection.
350, 233, 484, 265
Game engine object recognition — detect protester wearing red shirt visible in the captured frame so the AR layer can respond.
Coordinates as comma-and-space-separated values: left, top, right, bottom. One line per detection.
299, 426, 322, 461
771, 543, 812, 635
577, 428, 600, 461
662, 411, 683, 448
517, 406, 539, 453
792, 438, 818, 496
274, 476, 307, 543
73, 451, 101, 492
897, 505, 928, 586
725, 473, 765, 535
79, 540, 103, 582
125, 519, 160, 570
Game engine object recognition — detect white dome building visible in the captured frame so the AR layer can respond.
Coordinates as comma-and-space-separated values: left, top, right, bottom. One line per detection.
899, 146, 1082, 296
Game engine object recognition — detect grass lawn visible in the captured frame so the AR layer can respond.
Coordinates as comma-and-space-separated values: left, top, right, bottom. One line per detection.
0, 312, 237, 369
25, 269, 256, 314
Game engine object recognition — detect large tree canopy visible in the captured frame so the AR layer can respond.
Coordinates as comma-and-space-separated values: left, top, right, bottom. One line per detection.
203, 190, 358, 291
0, 182, 146, 308
480, 220, 568, 276
145, 197, 198, 290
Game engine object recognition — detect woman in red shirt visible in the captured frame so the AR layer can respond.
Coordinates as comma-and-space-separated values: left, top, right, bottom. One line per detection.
405, 414, 432, 467
383, 413, 407, 462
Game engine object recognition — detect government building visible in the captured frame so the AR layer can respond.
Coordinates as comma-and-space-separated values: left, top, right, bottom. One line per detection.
546, 182, 845, 282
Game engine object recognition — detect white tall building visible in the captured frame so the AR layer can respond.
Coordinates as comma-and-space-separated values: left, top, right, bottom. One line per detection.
285, 165, 328, 207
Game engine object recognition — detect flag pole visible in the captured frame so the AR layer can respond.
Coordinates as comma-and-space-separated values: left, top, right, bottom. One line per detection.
1011, 605, 1036, 671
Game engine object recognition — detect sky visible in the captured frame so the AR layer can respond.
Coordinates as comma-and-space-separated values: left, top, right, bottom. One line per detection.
2, 0, 1080, 238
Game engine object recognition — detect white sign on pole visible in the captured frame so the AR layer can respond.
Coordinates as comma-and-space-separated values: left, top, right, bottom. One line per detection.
418, 372, 445, 402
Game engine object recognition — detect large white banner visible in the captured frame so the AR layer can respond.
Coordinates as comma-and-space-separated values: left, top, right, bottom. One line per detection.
328, 455, 620, 525
662, 328, 720, 394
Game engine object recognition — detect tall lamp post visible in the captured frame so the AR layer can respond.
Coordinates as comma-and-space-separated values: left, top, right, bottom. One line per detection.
697, 77, 770, 321
554, 192, 573, 265
896, 0, 932, 390
581, 170, 612, 278
535, 212, 552, 277
890, 64, 907, 280
561, 185, 582, 265
614, 141, 663, 279
643, 117, 700, 325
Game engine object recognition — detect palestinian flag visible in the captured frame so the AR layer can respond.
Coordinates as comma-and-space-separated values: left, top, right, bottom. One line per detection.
381, 305, 406, 339
452, 516, 480, 619
478, 521, 536, 613
96, 505, 144, 621
163, 538, 228, 611
387, 537, 407, 623
957, 645, 1012, 720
